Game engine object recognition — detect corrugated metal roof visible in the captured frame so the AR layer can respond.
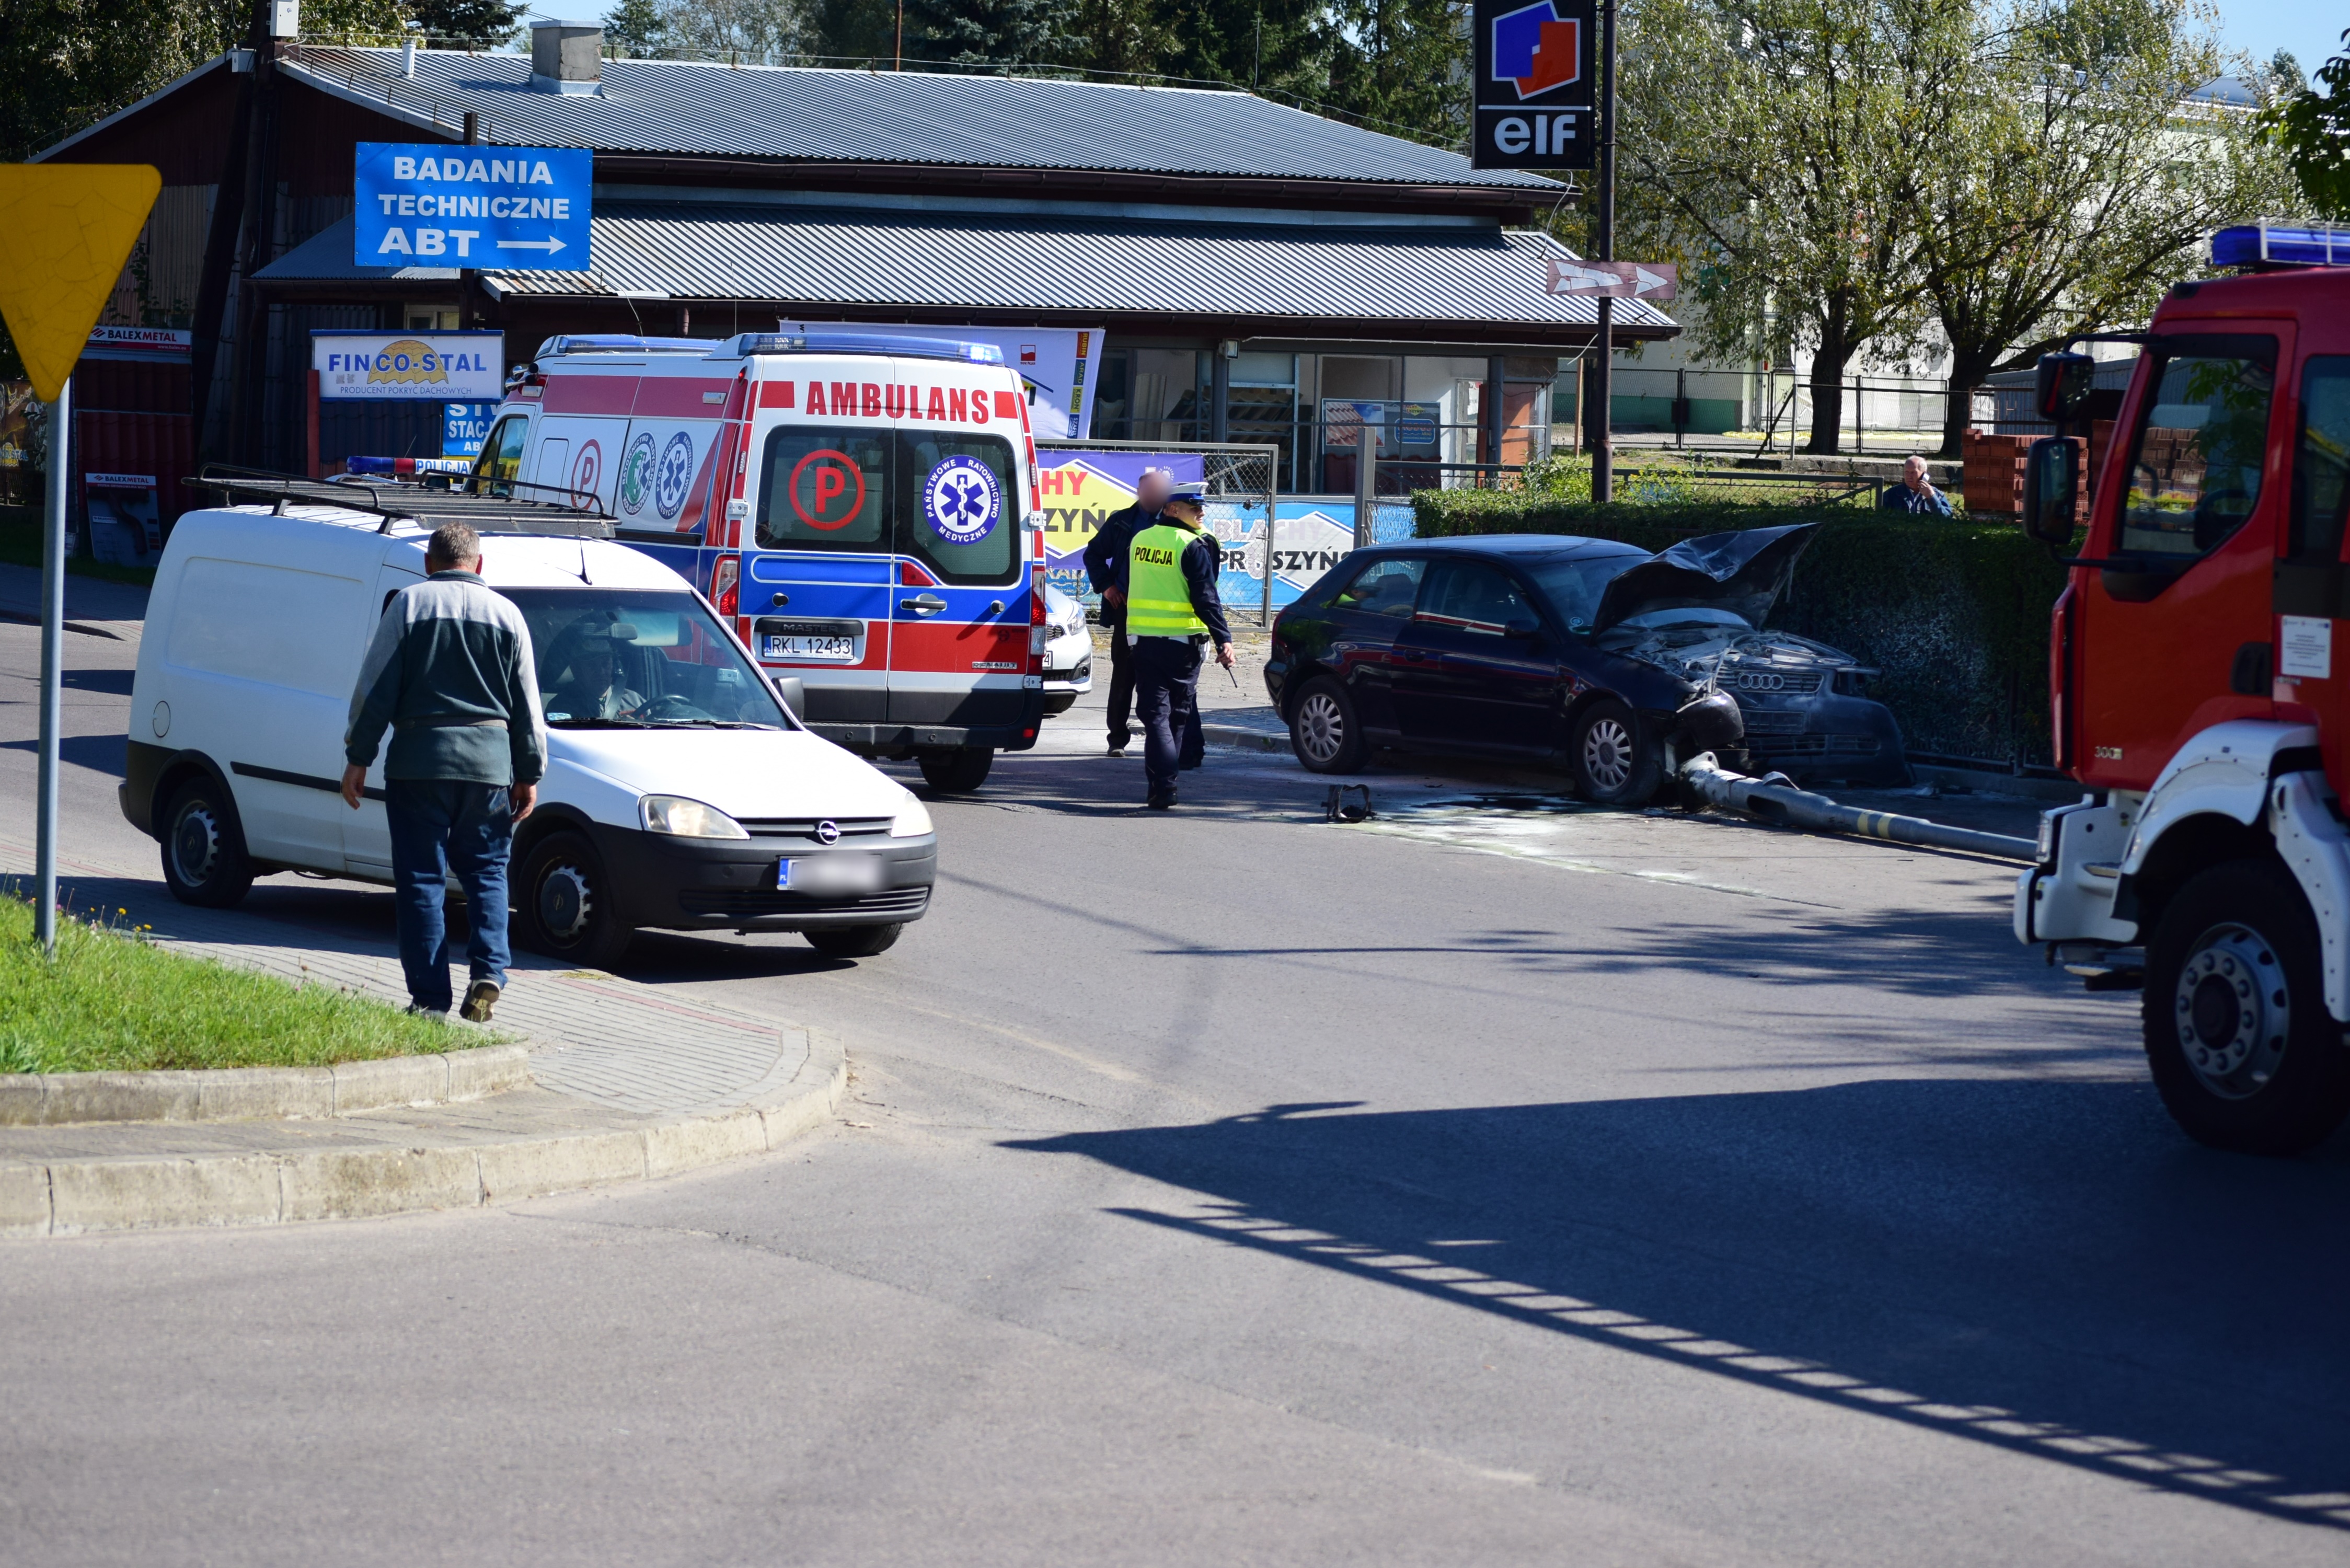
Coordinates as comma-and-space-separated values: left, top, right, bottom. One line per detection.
328, 201, 1668, 335
280, 46, 1563, 191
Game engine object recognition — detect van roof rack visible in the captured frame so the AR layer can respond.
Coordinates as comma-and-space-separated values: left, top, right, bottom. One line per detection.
185, 465, 617, 538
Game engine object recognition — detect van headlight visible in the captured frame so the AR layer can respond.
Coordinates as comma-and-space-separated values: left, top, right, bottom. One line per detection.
890, 793, 934, 837
640, 795, 750, 838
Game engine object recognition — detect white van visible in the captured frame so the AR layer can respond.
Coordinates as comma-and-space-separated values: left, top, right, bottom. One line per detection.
123, 491, 938, 966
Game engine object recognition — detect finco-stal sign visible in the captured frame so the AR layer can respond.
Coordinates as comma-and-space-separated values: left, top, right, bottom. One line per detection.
312, 330, 505, 401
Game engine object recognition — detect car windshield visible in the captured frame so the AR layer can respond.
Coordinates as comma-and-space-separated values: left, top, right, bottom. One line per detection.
1522, 550, 1649, 635
498, 588, 789, 729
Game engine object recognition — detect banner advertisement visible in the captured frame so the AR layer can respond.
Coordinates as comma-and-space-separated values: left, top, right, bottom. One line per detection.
783, 322, 1107, 440
312, 330, 504, 402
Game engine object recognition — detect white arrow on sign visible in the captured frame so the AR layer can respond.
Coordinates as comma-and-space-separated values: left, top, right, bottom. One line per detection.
1545, 259, 1678, 302
1632, 266, 1673, 297
495, 236, 568, 255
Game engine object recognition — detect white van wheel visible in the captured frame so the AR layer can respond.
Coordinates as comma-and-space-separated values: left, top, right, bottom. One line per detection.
517, 832, 631, 969
161, 779, 255, 908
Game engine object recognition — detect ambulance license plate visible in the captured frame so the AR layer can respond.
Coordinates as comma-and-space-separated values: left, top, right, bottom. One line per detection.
763, 633, 856, 662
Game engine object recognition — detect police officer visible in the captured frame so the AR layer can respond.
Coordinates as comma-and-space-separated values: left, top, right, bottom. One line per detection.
1119, 490, 1234, 810
1082, 466, 1173, 757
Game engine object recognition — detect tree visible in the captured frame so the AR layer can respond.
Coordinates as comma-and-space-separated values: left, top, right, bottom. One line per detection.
603, 0, 670, 55
408, 0, 525, 44
659, 0, 808, 63
2260, 26, 2350, 217
904, 0, 1082, 68
801, 0, 898, 64
1322, 0, 1467, 145
1914, 0, 2298, 455
1618, 0, 1974, 453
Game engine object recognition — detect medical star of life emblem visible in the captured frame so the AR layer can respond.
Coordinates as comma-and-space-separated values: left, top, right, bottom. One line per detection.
921, 455, 1003, 547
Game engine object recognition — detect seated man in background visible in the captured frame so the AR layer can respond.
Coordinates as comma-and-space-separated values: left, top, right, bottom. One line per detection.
546, 629, 643, 721
1880, 453, 1953, 516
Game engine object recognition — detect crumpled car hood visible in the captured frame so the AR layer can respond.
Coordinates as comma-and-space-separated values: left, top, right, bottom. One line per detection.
1597, 621, 1860, 683
1591, 523, 1820, 635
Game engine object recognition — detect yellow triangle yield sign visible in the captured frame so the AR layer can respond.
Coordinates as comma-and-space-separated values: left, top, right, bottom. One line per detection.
0, 165, 162, 403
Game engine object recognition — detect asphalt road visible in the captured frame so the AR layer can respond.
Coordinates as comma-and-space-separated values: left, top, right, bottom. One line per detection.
5, 608, 2349, 1567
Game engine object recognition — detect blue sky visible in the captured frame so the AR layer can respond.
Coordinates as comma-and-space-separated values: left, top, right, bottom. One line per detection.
2217, 0, 2345, 84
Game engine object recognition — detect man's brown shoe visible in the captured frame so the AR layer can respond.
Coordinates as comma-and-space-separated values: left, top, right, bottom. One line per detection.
459, 979, 500, 1023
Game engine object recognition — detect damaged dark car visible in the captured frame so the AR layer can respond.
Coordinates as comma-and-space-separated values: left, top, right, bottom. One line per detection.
1263, 525, 1907, 805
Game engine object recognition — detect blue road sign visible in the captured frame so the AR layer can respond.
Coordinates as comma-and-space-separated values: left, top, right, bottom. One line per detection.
444, 402, 496, 458
354, 143, 592, 271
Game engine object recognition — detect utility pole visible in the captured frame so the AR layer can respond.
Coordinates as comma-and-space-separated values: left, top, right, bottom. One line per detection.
895, 0, 904, 69
1589, 0, 1617, 504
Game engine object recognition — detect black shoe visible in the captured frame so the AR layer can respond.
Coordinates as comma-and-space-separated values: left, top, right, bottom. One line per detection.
1108, 744, 1128, 758
459, 979, 500, 1023
405, 1003, 446, 1020
1146, 791, 1177, 810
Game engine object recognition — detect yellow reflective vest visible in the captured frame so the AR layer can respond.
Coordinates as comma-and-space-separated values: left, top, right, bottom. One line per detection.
1124, 522, 1210, 638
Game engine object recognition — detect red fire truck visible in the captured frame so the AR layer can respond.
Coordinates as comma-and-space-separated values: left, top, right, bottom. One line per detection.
473, 330, 1050, 793
2015, 222, 2350, 1153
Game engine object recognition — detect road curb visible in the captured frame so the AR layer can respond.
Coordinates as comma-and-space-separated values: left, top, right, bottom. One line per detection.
0, 1031, 847, 1237
0, 1044, 533, 1127
1203, 721, 1291, 754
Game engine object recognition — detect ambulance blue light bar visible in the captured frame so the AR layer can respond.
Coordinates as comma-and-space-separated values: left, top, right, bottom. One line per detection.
721, 331, 1005, 365
2211, 223, 2350, 268
533, 335, 712, 358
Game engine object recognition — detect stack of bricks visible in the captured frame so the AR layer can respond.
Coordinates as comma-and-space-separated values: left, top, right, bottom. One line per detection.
1961, 423, 2115, 523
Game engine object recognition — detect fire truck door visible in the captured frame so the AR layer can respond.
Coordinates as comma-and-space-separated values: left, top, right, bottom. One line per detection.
2273, 353, 2350, 780
2076, 328, 2289, 792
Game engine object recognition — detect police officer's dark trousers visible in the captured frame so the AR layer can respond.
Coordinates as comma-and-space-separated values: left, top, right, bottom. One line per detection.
1131, 635, 1204, 797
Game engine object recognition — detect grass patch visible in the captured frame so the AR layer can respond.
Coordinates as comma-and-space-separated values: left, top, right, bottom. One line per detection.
0, 505, 158, 587
0, 895, 471, 1076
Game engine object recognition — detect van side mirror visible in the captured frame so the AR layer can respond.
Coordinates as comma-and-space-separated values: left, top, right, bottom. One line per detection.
2022, 437, 2078, 546
2035, 352, 2095, 422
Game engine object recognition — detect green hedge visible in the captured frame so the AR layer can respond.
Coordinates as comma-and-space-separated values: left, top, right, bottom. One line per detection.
1413, 490, 2070, 765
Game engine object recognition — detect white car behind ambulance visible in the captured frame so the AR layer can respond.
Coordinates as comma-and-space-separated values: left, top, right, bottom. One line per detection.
123, 480, 937, 967
470, 330, 1051, 793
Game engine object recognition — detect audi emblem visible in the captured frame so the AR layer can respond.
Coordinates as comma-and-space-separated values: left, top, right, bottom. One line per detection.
815, 820, 840, 845
1738, 672, 1786, 691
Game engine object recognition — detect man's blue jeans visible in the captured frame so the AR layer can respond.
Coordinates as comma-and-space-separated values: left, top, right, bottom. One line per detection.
385, 779, 514, 1013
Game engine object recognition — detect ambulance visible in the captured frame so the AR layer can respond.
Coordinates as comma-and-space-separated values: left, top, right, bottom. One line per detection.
471, 330, 1050, 792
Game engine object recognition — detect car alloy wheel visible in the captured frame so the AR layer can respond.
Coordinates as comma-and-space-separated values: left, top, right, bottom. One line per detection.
1297, 690, 1347, 767
2171, 920, 2289, 1100
1581, 714, 1636, 793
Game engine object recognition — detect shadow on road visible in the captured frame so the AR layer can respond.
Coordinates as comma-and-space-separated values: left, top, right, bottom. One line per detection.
1011, 1082, 2350, 1530
1, 732, 127, 777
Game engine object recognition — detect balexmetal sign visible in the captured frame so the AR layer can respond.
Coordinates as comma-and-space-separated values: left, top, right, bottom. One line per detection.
354, 143, 592, 270
1471, 0, 1595, 169
312, 330, 505, 401
1546, 259, 1677, 301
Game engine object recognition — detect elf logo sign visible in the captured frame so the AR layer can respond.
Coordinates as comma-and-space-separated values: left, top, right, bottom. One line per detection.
1472, 0, 1595, 170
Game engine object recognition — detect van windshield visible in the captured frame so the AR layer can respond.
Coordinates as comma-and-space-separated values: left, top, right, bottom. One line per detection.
497, 588, 789, 729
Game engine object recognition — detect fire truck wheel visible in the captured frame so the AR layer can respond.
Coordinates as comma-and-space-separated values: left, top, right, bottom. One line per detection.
2142, 859, 2350, 1156
918, 747, 994, 793
803, 923, 903, 959
161, 778, 256, 908
515, 831, 632, 970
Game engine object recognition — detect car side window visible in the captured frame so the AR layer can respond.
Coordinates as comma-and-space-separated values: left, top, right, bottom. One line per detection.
1330, 557, 1425, 617
2289, 355, 2350, 564
1417, 560, 1533, 633
2119, 334, 2277, 559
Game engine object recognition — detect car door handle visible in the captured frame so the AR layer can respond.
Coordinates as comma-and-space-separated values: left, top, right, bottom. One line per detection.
899, 594, 948, 616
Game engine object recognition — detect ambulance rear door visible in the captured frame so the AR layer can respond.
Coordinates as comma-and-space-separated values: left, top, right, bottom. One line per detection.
528, 363, 637, 511
738, 358, 894, 728
887, 361, 1034, 736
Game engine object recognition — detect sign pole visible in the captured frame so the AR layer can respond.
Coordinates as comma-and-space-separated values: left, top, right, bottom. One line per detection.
36, 376, 68, 958
1591, 0, 1617, 506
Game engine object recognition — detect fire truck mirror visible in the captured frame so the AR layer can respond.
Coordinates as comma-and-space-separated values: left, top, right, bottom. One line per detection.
2035, 351, 2096, 422
2022, 436, 2079, 546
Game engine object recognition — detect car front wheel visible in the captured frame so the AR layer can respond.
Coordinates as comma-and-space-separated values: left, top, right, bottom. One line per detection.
515, 831, 632, 970
2142, 859, 2350, 1155
804, 923, 903, 959
1571, 699, 1663, 807
1291, 676, 1367, 774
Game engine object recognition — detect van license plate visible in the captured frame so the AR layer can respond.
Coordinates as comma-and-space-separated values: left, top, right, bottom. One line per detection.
763, 633, 856, 662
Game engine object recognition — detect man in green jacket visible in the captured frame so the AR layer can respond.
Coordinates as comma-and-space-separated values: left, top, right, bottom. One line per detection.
1117, 492, 1235, 809
342, 522, 547, 1022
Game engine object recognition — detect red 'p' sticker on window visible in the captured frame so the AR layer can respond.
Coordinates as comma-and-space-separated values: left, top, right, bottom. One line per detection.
788, 448, 867, 529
